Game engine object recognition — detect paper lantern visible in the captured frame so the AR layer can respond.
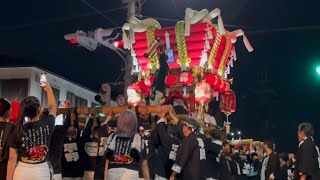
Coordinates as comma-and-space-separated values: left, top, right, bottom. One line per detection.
127, 85, 142, 106
214, 77, 222, 90
218, 81, 226, 93
195, 82, 212, 104
204, 74, 218, 88
179, 72, 193, 85
224, 82, 230, 92
220, 91, 236, 114
9, 101, 20, 123
165, 74, 176, 87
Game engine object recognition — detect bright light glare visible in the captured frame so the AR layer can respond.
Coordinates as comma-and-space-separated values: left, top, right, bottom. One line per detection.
114, 41, 120, 48
316, 66, 320, 75
230, 132, 235, 136
237, 131, 241, 135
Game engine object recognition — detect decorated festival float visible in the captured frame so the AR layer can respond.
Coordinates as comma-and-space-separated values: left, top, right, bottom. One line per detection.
58, 7, 253, 140
122, 7, 253, 134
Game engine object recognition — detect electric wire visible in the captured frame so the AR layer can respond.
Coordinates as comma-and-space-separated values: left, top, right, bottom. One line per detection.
0, 7, 126, 31
79, 0, 119, 26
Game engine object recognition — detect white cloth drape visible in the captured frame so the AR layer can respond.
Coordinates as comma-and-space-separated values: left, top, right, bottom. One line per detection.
108, 168, 139, 180
13, 162, 51, 180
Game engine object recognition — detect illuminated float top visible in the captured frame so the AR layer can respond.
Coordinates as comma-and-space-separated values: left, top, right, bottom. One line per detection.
122, 8, 253, 118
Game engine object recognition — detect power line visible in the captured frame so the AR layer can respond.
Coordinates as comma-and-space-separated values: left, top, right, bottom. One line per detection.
141, 15, 247, 28
0, 7, 126, 31
246, 25, 320, 34
142, 15, 320, 33
79, 0, 119, 26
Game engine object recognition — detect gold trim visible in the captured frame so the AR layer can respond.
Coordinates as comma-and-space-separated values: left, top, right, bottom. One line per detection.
218, 35, 232, 77
146, 26, 160, 71
207, 26, 221, 71
175, 21, 191, 70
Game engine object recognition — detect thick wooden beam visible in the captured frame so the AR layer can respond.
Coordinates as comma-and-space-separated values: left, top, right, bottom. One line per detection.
57, 105, 170, 116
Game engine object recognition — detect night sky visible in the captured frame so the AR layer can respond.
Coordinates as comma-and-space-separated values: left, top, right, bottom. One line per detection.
1, 0, 320, 152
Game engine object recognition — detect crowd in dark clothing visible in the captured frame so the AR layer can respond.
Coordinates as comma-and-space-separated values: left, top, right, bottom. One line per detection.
1, 90, 320, 180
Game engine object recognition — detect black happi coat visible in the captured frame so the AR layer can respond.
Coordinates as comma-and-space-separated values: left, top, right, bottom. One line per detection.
48, 113, 70, 175
279, 164, 288, 180
151, 120, 180, 179
248, 159, 261, 180
296, 138, 320, 180
261, 152, 280, 180
105, 133, 141, 171
61, 115, 89, 178
83, 119, 109, 180
0, 121, 15, 179
172, 133, 201, 180
9, 115, 55, 164
196, 133, 209, 180
205, 140, 223, 179
220, 156, 236, 180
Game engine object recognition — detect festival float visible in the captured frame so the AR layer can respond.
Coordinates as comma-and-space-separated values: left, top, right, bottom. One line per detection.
121, 7, 253, 133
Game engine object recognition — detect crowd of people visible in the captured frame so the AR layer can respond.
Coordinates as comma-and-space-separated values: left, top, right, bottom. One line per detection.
0, 82, 320, 180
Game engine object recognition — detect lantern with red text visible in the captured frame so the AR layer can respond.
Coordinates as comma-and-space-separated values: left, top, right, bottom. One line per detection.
179, 72, 193, 85
195, 83, 212, 104
127, 85, 142, 106
195, 82, 212, 125
220, 91, 236, 114
220, 90, 236, 135
179, 72, 193, 97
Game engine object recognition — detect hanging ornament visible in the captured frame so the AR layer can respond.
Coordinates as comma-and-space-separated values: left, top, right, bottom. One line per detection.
220, 90, 236, 114
127, 85, 142, 106
220, 90, 236, 134
165, 74, 176, 87
195, 82, 212, 104
218, 81, 226, 93
214, 77, 222, 90
195, 82, 212, 126
179, 72, 193, 85
204, 74, 218, 88
224, 82, 230, 92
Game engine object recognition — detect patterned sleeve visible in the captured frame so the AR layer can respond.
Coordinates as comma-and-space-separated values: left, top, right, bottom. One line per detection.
132, 134, 142, 152
172, 136, 195, 174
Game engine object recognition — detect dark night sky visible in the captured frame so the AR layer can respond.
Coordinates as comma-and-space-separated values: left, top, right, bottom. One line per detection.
1, 0, 320, 152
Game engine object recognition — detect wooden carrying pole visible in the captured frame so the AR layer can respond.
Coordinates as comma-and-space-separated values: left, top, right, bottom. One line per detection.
57, 105, 171, 116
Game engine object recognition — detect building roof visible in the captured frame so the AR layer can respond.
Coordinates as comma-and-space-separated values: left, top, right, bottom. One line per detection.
0, 55, 97, 94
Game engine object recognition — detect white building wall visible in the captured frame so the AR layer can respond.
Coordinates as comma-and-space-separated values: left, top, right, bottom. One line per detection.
0, 67, 103, 107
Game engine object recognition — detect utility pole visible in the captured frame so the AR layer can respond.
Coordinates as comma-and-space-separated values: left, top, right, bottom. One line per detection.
123, 0, 135, 103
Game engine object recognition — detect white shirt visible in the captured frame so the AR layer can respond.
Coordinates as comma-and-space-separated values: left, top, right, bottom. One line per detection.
260, 156, 269, 180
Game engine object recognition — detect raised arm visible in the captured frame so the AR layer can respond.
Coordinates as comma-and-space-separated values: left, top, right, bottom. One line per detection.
6, 148, 18, 180
168, 105, 179, 125
42, 82, 57, 117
